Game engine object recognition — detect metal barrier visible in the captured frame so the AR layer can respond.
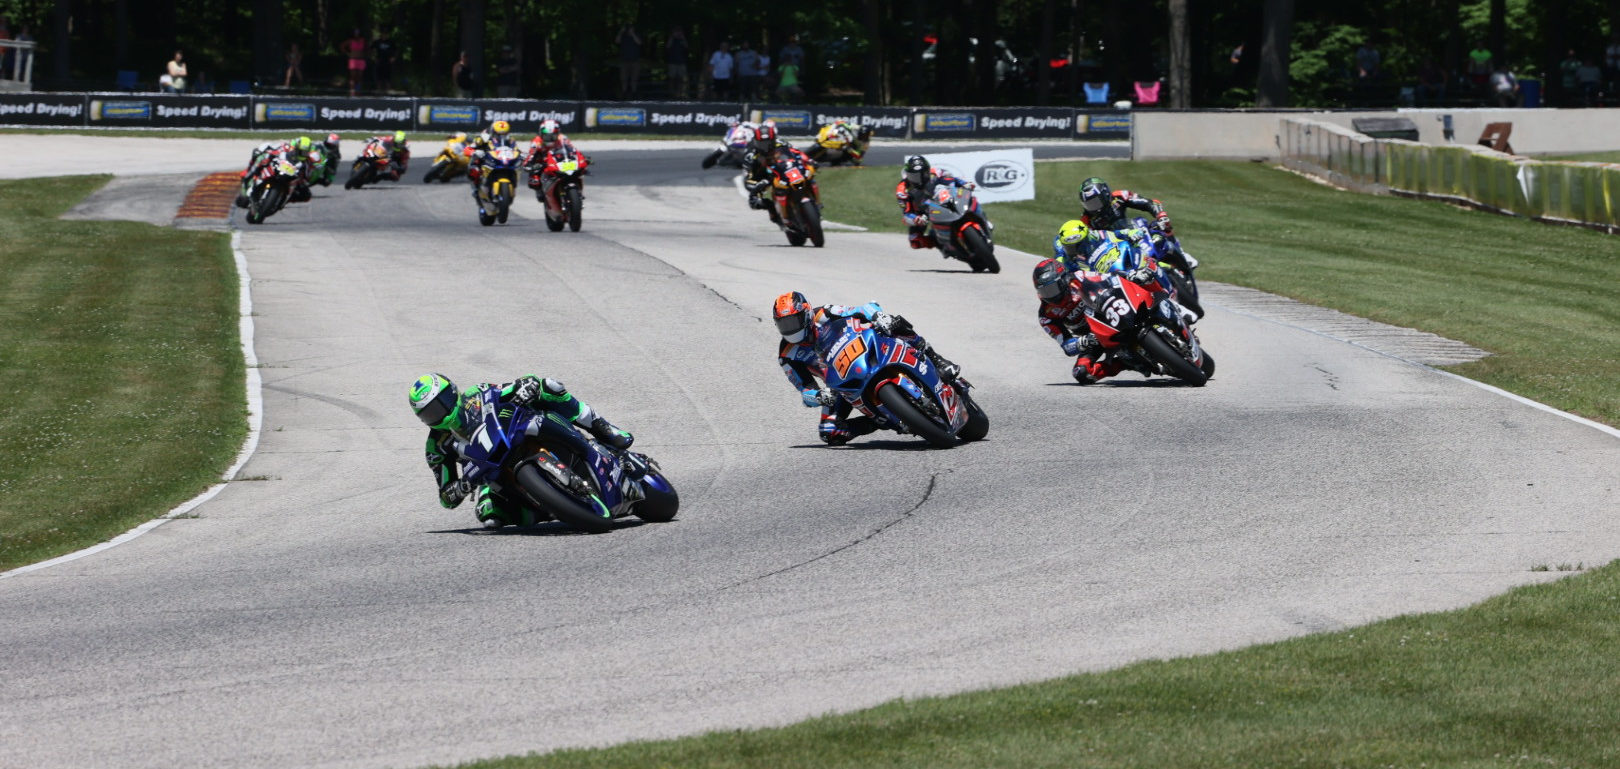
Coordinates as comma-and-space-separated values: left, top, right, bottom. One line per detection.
0, 40, 36, 91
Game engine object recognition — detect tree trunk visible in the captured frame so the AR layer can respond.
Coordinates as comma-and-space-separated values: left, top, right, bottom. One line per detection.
973, 0, 997, 103
430, 0, 443, 80
503, 0, 523, 97
52, 0, 71, 82
909, 0, 925, 105
1167, 0, 1190, 107
1035, 0, 1053, 105
1101, 0, 1123, 97
252, 0, 282, 84
1488, 0, 1506, 63
460, 0, 485, 97
862, 0, 884, 105
1255, 0, 1293, 107
113, 0, 128, 69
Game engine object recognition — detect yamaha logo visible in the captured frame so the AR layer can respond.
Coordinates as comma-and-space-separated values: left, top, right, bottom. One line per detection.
975, 161, 1025, 189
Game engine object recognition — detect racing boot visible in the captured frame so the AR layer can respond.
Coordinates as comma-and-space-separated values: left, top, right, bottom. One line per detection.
588, 416, 634, 451
924, 349, 961, 383
473, 485, 506, 529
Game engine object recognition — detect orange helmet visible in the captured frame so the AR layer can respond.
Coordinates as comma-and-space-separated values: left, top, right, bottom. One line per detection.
773, 291, 811, 343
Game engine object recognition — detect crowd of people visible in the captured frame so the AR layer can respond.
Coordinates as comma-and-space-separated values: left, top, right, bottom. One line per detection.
1353, 33, 1620, 109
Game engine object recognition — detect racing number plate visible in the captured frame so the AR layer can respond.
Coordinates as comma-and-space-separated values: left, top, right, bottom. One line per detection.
831, 336, 868, 378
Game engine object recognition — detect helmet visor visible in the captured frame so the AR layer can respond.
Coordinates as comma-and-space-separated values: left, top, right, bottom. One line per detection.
775, 312, 808, 342
1081, 194, 1106, 213
1036, 280, 1066, 302
416, 387, 459, 429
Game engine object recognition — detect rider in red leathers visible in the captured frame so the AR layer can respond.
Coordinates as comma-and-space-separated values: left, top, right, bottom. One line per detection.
524, 119, 589, 221
894, 155, 969, 250
1032, 257, 1130, 385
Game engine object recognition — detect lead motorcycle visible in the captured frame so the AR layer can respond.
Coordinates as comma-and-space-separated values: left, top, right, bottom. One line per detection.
244, 151, 301, 225
533, 144, 589, 232
767, 151, 824, 247
924, 181, 999, 273
815, 315, 988, 448
1082, 270, 1213, 386
453, 385, 678, 533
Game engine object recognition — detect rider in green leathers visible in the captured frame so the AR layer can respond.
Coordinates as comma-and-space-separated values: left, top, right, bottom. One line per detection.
408, 373, 633, 528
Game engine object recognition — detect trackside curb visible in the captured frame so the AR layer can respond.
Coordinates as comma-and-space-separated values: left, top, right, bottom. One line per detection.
0, 228, 263, 579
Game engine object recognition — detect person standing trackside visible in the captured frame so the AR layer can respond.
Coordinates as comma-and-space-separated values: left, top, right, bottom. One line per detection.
707, 41, 735, 100
453, 51, 475, 98
616, 24, 642, 97
373, 30, 397, 92
341, 29, 367, 96
283, 43, 304, 87
495, 45, 520, 97
163, 50, 189, 93
735, 41, 761, 101
666, 27, 689, 99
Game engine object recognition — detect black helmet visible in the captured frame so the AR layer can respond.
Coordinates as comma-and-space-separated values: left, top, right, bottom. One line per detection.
903, 155, 931, 187
1079, 176, 1111, 213
1032, 258, 1071, 303
752, 122, 778, 153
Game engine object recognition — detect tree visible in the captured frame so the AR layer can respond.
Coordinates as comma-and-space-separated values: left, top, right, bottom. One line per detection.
1255, 0, 1294, 107
1168, 0, 1190, 108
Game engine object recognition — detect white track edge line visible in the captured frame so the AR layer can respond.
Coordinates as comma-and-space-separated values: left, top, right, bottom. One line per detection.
1, 228, 263, 579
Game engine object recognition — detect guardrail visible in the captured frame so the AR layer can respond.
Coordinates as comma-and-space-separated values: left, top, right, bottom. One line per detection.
0, 91, 1134, 140
0, 41, 37, 91
1280, 116, 1620, 232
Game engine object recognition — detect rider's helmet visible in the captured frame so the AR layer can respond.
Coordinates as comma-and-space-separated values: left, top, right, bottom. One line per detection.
751, 122, 778, 154
295, 136, 312, 153
1032, 258, 1072, 303
490, 120, 511, 140
394, 129, 408, 145
452, 131, 468, 144
903, 155, 931, 188
1079, 176, 1111, 213
772, 291, 813, 343
538, 119, 562, 149
326, 132, 341, 145
1057, 219, 1091, 259
409, 373, 461, 431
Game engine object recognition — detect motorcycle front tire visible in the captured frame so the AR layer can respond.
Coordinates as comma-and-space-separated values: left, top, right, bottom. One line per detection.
701, 149, 722, 169
957, 389, 989, 442
634, 476, 679, 523
514, 464, 614, 533
800, 198, 825, 248
1138, 330, 1208, 386
565, 188, 583, 232
424, 160, 446, 183
963, 227, 1000, 274
876, 381, 959, 448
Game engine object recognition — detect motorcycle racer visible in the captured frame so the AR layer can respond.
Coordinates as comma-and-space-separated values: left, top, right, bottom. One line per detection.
523, 119, 590, 218
1054, 218, 1203, 319
808, 120, 872, 165
236, 136, 312, 207
365, 130, 411, 181
465, 120, 514, 187
894, 155, 970, 250
772, 291, 961, 445
741, 122, 811, 223
409, 373, 634, 529
1032, 258, 1128, 385
1078, 176, 1199, 282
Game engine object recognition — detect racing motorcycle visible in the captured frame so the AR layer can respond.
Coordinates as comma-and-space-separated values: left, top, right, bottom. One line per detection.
807, 123, 871, 166
924, 182, 999, 273
1083, 226, 1200, 319
288, 145, 326, 203
814, 315, 988, 448
533, 145, 589, 232
452, 385, 678, 533
474, 141, 522, 226
423, 134, 471, 183
701, 122, 756, 169
1127, 216, 1202, 318
344, 139, 397, 190
244, 151, 301, 225
768, 151, 824, 247
1082, 270, 1214, 386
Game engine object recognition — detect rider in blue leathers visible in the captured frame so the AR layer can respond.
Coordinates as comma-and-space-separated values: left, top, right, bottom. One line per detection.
772, 292, 960, 445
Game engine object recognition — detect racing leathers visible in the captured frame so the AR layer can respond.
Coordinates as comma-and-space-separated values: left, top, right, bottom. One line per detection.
523, 134, 588, 219
365, 135, 410, 181
808, 121, 872, 165
424, 376, 633, 527
1082, 189, 1198, 280
895, 171, 969, 250
237, 140, 301, 205
1037, 270, 1127, 384
743, 140, 813, 224
778, 303, 960, 444
1054, 224, 1202, 320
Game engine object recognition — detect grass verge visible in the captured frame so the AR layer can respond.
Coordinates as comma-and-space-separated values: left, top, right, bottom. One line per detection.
816, 160, 1620, 427
0, 176, 244, 572
0, 128, 719, 142
442, 561, 1620, 768
1538, 151, 1620, 163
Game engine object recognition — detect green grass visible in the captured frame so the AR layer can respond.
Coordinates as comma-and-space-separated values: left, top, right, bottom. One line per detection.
817, 160, 1620, 427
0, 128, 721, 142
1537, 151, 1620, 163
0, 176, 244, 572
440, 561, 1620, 769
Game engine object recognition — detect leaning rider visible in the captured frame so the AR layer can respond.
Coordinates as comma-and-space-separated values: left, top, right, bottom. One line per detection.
771, 291, 961, 445
894, 155, 969, 250
741, 122, 810, 225
1077, 176, 1198, 287
523, 119, 589, 218
1031, 258, 1129, 385
408, 373, 634, 529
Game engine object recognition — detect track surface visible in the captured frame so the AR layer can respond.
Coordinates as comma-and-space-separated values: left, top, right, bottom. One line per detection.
2, 142, 1617, 769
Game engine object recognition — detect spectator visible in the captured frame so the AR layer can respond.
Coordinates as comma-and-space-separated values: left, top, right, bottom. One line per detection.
495, 45, 519, 97
1354, 40, 1380, 85
707, 41, 734, 100
283, 43, 303, 87
756, 49, 771, 98
776, 59, 804, 102
735, 41, 761, 100
1560, 49, 1581, 105
453, 51, 474, 98
779, 34, 805, 69
373, 30, 397, 92
163, 50, 188, 93
616, 24, 641, 96
1575, 58, 1603, 106
341, 29, 367, 96
1416, 58, 1445, 106
1489, 65, 1519, 107
1467, 42, 1492, 95
666, 27, 689, 99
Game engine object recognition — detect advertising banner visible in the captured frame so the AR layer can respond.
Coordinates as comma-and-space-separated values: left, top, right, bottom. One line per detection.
87, 95, 251, 128
415, 99, 580, 134
748, 105, 912, 138
252, 97, 413, 130
1079, 111, 1132, 137
922, 148, 1037, 203
580, 101, 745, 134
913, 107, 1076, 139
0, 93, 87, 126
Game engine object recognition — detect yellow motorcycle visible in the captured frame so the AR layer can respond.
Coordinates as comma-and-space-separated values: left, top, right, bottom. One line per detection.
423, 133, 471, 183
807, 122, 872, 166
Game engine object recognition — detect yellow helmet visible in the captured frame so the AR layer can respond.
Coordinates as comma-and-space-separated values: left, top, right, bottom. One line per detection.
491, 120, 511, 137
451, 132, 467, 142
1058, 219, 1090, 246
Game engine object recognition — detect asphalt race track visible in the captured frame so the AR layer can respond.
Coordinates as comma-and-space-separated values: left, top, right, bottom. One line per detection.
2, 140, 1617, 769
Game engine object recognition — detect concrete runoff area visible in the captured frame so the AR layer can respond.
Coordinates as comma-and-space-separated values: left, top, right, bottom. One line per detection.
0, 143, 1617, 769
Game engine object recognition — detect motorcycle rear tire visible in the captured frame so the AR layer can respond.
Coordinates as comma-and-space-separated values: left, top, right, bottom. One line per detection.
424, 161, 446, 183
514, 464, 614, 533
634, 478, 679, 523
1139, 330, 1208, 386
958, 390, 990, 442
786, 230, 807, 247
566, 188, 583, 232
344, 164, 366, 190
800, 199, 825, 247
478, 210, 496, 226
963, 228, 1000, 274
701, 150, 722, 169
876, 381, 959, 449
544, 210, 565, 232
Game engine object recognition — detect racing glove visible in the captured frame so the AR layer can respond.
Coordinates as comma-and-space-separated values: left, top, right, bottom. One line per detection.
511, 376, 542, 405
1128, 266, 1157, 286
439, 478, 470, 508
802, 388, 835, 408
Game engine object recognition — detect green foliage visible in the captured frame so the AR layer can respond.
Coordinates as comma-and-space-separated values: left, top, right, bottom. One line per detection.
1288, 23, 1364, 107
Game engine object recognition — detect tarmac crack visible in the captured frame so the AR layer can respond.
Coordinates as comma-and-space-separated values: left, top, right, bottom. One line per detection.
725, 473, 940, 589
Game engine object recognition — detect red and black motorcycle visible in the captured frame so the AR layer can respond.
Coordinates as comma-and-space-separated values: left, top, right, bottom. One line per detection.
923, 181, 998, 273
531, 145, 590, 233
344, 139, 397, 190
1084, 271, 1213, 386
244, 151, 302, 225
767, 152, 824, 248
